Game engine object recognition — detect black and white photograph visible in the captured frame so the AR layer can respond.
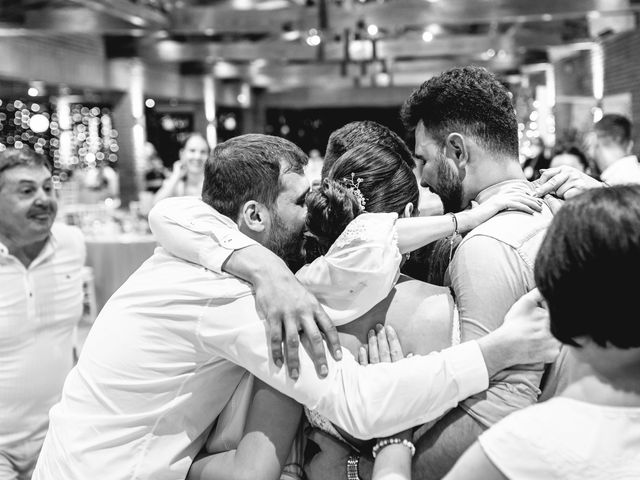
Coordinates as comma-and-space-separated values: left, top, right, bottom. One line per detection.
1, 1, 639, 479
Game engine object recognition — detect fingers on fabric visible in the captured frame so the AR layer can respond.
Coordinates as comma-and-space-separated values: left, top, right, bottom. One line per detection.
269, 316, 285, 369
375, 324, 392, 363
298, 312, 329, 378
368, 329, 380, 364
534, 169, 564, 197
282, 314, 300, 380
358, 346, 368, 366
385, 325, 404, 362
314, 304, 342, 362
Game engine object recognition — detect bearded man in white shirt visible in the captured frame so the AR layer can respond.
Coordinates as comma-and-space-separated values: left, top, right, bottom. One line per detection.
589, 113, 640, 185
0, 147, 85, 480
34, 134, 555, 480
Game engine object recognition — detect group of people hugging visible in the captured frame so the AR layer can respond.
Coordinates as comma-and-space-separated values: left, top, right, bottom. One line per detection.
32, 66, 640, 480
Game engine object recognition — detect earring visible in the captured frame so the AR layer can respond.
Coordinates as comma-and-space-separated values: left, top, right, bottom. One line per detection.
405, 253, 411, 261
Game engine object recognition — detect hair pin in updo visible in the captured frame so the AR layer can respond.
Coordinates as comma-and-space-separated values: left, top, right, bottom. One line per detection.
342, 173, 366, 212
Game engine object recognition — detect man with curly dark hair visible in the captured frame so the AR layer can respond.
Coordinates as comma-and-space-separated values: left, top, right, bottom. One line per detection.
400, 66, 559, 478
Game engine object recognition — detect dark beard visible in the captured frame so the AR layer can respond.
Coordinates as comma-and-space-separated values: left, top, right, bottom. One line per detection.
266, 212, 306, 272
434, 155, 464, 214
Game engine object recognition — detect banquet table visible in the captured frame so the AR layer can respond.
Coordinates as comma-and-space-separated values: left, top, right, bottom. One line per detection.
85, 234, 157, 312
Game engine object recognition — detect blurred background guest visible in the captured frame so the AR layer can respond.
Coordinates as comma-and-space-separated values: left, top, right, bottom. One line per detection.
76, 163, 119, 205
143, 141, 168, 195
521, 137, 550, 181
549, 144, 592, 174
153, 132, 210, 204
588, 113, 640, 185
0, 147, 85, 480
305, 148, 324, 189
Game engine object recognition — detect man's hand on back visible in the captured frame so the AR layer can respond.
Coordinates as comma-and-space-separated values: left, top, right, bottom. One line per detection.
223, 244, 342, 380
253, 265, 342, 380
478, 289, 560, 378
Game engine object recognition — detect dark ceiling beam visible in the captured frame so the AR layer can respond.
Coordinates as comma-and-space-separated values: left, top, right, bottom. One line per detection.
65, 0, 168, 28
250, 55, 516, 91
23, 8, 139, 33
170, 5, 308, 35
141, 38, 343, 63
171, 0, 638, 35
327, 0, 636, 30
140, 29, 566, 64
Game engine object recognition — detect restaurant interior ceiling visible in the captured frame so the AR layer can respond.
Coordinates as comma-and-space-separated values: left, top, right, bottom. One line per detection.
1, 0, 640, 93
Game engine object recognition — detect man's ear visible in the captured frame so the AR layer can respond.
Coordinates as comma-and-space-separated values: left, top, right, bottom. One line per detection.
240, 200, 269, 233
403, 202, 414, 218
445, 133, 469, 169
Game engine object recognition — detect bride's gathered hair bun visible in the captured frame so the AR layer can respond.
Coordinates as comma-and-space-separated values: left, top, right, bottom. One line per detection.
303, 178, 363, 263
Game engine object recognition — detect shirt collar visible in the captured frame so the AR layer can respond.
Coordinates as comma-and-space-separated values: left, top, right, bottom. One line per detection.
600, 155, 639, 183
0, 226, 57, 265
474, 179, 533, 204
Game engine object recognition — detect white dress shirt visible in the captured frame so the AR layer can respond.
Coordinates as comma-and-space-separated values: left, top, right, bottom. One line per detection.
33, 198, 488, 480
0, 223, 85, 446
600, 155, 640, 185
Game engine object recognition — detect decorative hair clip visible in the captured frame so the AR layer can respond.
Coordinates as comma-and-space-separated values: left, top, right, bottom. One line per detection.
343, 173, 366, 212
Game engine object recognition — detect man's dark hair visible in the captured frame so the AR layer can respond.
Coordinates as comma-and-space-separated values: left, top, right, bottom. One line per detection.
594, 113, 632, 147
201, 134, 307, 219
323, 121, 415, 179
400, 65, 519, 159
0, 147, 51, 188
535, 184, 640, 349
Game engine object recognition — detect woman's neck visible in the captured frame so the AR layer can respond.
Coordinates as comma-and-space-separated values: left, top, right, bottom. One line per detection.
562, 360, 640, 408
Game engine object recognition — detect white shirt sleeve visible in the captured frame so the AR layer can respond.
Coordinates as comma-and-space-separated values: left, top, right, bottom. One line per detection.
199, 294, 489, 439
148, 196, 257, 273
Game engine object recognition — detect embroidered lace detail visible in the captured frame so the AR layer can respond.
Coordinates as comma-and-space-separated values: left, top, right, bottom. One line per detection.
304, 406, 345, 441
329, 213, 398, 253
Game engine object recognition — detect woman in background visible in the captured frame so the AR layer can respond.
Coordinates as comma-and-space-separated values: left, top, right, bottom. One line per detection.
548, 145, 591, 173
154, 133, 210, 204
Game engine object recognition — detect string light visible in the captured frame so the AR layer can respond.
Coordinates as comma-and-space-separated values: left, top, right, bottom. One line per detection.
0, 97, 119, 175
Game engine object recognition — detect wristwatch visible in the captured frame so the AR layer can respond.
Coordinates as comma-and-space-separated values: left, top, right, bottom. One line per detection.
346, 453, 361, 480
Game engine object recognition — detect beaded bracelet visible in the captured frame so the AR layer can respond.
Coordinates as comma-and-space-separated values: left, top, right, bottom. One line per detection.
371, 437, 416, 459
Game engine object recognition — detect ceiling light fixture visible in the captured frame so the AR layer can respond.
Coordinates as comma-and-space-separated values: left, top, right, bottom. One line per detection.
306, 29, 322, 46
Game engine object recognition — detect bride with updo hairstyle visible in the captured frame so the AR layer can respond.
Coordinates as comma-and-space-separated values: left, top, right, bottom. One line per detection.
303, 143, 419, 264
